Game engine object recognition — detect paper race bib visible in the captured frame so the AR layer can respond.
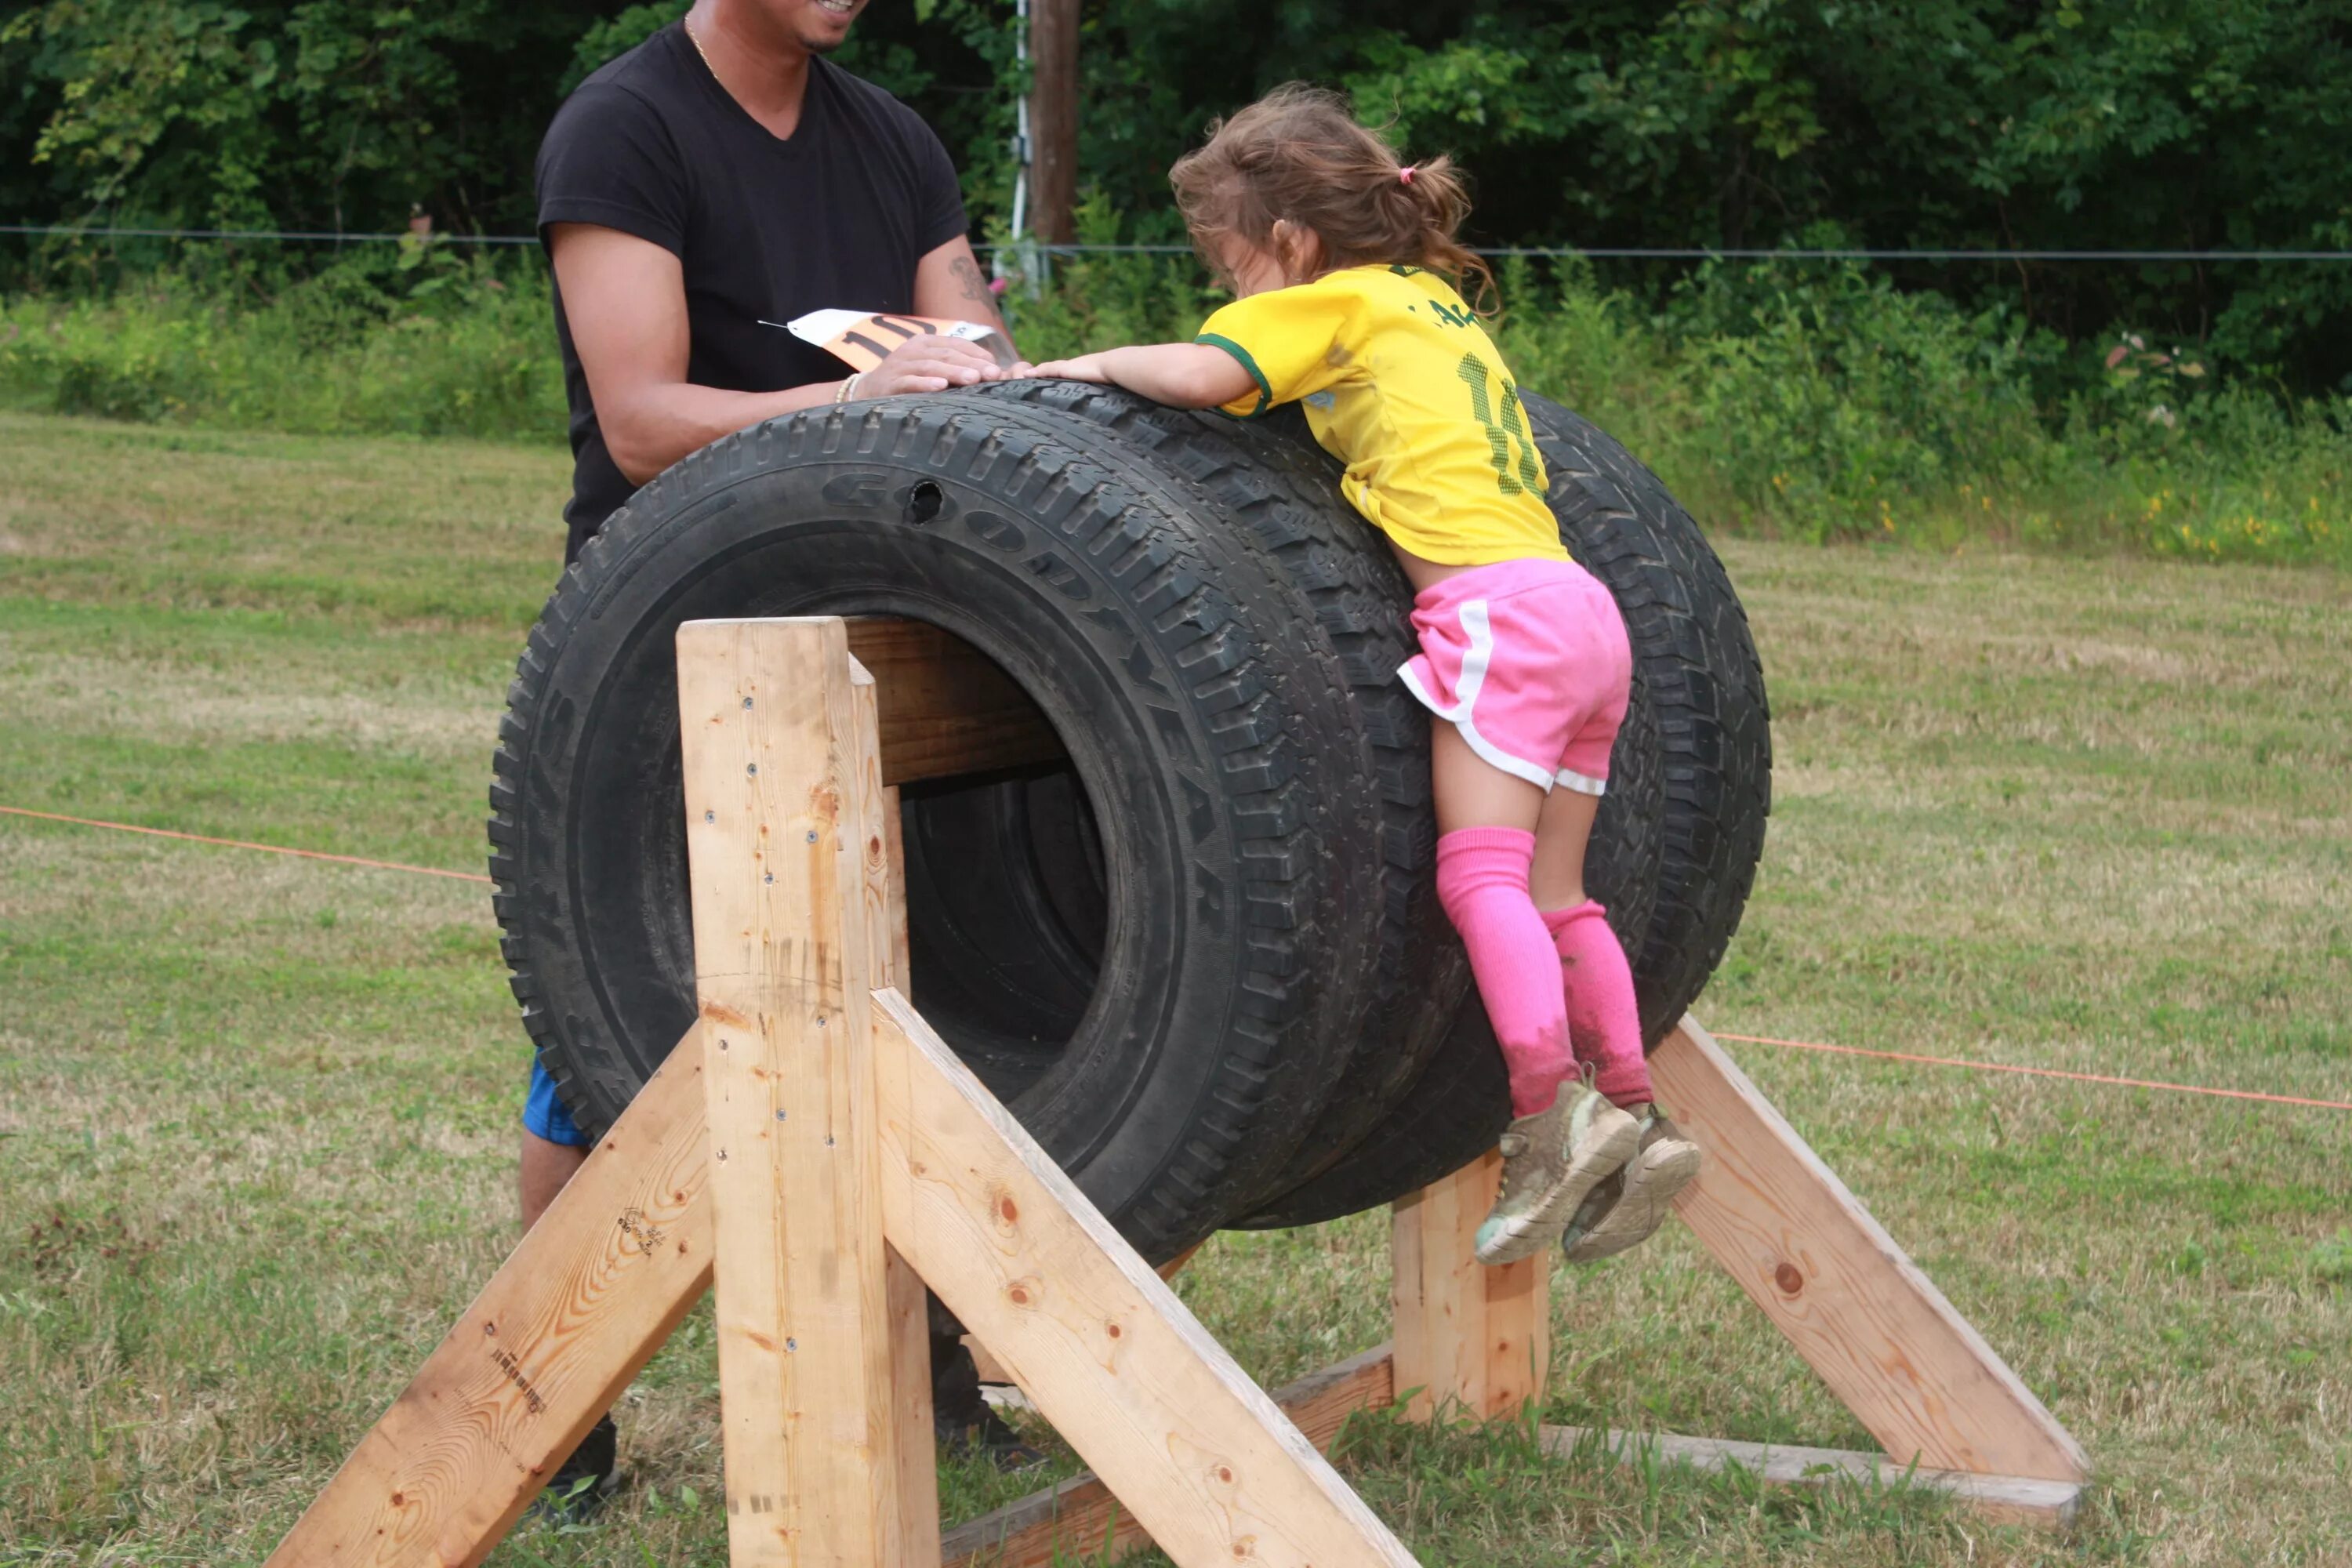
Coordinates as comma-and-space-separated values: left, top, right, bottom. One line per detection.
774, 310, 1018, 372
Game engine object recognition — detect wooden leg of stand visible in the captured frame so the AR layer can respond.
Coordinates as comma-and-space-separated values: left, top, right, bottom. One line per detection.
874, 991, 1420, 1568
681, 619, 908, 1566
1653, 1018, 2089, 1484
850, 661, 943, 1566
1391, 1150, 1552, 1423
263, 1029, 713, 1567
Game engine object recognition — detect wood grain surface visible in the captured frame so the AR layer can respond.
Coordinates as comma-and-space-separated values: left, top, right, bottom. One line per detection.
1654, 1018, 2089, 1483
873, 989, 1422, 1568
681, 618, 908, 1566
841, 618, 1063, 786
942, 1345, 1400, 1566
1392, 1150, 1552, 1422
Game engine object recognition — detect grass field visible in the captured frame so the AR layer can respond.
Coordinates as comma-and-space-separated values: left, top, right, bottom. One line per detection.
1, 411, 2347, 1567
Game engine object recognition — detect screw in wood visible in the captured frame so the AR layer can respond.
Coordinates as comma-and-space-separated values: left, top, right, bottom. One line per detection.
705, 811, 715, 822
805, 829, 818, 843
785, 1338, 797, 1352
747, 763, 757, 775
742, 696, 753, 709
775, 1109, 786, 1121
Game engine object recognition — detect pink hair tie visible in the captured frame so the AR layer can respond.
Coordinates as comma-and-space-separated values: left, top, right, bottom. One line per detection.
1399, 165, 1416, 186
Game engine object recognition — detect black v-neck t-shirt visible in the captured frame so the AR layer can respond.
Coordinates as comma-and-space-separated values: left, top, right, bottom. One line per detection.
535, 26, 967, 556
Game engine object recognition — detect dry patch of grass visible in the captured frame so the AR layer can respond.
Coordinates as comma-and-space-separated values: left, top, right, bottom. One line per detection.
2, 417, 2347, 1566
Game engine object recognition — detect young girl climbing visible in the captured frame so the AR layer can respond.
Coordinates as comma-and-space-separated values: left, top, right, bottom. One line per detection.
1033, 84, 1701, 1265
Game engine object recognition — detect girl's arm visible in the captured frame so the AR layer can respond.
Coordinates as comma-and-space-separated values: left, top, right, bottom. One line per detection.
1032, 343, 1258, 410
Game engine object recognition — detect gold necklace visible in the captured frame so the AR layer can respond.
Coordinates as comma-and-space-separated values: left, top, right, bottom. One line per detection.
683, 20, 714, 74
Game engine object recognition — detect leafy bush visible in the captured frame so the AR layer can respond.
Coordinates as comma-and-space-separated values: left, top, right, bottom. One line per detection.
1, 243, 562, 439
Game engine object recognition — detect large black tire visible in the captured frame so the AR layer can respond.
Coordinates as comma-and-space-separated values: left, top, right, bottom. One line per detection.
490, 396, 1397, 1258
954, 384, 1683, 1207
1237, 392, 1771, 1229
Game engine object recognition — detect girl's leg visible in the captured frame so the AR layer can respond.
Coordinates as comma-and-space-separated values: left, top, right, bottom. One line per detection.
1428, 722, 1566, 1117
1530, 782, 1653, 1108
1436, 722, 1639, 1264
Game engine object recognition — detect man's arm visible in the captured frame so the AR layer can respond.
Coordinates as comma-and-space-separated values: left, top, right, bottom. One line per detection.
1032, 343, 1258, 410
550, 223, 1013, 485
913, 235, 1018, 350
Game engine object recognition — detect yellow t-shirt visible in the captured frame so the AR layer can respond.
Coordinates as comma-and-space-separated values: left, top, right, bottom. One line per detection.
1195, 266, 1564, 565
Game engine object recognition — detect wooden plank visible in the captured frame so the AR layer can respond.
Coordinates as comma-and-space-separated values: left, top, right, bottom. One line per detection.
841, 618, 1063, 787
1539, 1426, 2083, 1529
263, 1033, 713, 1567
1653, 1018, 2089, 1483
1391, 1150, 1552, 1423
944, 1346, 1398, 1568
849, 652, 944, 1568
951, 1340, 2074, 1563
969, 1244, 1203, 1390
873, 989, 1421, 1568
681, 618, 905, 1567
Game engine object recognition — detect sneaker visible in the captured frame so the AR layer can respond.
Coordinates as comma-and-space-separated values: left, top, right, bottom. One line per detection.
529, 1413, 619, 1525
1474, 1075, 1640, 1266
1559, 1103, 1701, 1264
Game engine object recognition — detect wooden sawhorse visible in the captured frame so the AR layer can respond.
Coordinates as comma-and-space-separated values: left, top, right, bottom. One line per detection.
267, 617, 2085, 1568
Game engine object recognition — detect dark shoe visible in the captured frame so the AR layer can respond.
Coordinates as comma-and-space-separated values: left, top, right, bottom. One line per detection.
936, 1401, 1048, 1471
530, 1414, 619, 1525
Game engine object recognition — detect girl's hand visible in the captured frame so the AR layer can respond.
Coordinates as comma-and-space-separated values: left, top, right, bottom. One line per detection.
1031, 354, 1113, 383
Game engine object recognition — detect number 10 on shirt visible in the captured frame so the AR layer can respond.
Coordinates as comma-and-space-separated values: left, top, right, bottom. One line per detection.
1457, 351, 1542, 498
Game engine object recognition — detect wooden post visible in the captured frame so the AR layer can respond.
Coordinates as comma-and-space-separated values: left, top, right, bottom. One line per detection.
1652, 1018, 2089, 1484
680, 618, 908, 1566
1391, 1149, 1552, 1423
1028, 0, 1080, 245
848, 653, 946, 1567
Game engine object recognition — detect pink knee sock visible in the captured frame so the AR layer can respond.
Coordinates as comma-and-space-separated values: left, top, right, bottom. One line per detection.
1541, 901, 1653, 1106
1436, 828, 1573, 1118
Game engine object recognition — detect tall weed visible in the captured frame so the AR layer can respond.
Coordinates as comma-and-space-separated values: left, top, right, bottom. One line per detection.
2, 246, 2345, 568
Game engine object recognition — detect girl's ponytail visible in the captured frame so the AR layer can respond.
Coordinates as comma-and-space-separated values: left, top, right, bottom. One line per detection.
1385, 153, 1494, 314
1171, 85, 1496, 311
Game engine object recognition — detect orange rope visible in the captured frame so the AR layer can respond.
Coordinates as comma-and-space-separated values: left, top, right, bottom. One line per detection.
7, 800, 2343, 1112
0, 804, 492, 885
1713, 1030, 2352, 1113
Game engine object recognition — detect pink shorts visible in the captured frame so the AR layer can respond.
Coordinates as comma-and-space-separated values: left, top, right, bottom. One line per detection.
1396, 558, 1632, 795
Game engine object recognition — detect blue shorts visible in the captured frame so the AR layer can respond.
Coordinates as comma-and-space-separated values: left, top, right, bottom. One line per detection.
524, 1058, 593, 1148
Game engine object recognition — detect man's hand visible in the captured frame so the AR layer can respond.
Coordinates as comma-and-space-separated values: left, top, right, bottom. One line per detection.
861, 334, 1022, 397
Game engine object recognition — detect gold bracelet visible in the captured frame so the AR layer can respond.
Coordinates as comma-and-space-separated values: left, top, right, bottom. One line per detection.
834, 372, 864, 405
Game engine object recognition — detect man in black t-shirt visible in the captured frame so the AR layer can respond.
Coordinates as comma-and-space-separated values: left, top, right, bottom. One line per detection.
524, 0, 1033, 1510
535, 0, 1023, 560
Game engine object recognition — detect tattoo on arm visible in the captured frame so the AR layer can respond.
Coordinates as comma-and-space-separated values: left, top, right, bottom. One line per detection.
949, 254, 1007, 329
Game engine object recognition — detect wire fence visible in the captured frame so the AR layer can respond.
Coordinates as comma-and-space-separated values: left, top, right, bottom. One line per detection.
8, 223, 2352, 263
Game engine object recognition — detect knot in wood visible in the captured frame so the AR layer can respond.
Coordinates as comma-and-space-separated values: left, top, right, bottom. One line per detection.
1773, 1262, 1804, 1295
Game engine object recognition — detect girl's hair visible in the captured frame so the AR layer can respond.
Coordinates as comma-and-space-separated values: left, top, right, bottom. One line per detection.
1170, 83, 1493, 310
